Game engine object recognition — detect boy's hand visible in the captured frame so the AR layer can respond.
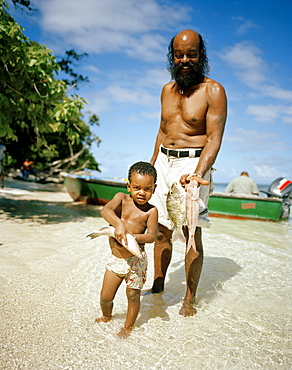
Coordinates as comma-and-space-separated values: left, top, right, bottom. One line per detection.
114, 223, 128, 246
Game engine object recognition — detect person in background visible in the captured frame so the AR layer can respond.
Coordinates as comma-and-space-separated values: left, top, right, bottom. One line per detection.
22, 159, 36, 179
225, 171, 258, 195
149, 29, 227, 316
95, 161, 158, 338
0, 144, 7, 188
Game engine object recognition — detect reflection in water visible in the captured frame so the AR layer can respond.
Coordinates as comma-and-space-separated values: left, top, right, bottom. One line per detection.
0, 179, 291, 369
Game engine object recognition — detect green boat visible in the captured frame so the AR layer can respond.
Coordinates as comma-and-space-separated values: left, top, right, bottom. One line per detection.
62, 173, 291, 221
208, 193, 284, 221
61, 172, 128, 205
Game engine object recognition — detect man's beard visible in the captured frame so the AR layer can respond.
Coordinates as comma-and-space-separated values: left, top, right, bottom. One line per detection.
171, 61, 204, 89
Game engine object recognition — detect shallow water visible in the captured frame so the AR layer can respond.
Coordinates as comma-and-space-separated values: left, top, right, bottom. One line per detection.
0, 179, 291, 369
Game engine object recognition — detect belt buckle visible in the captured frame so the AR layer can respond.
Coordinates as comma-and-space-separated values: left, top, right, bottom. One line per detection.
179, 150, 189, 158
169, 149, 177, 157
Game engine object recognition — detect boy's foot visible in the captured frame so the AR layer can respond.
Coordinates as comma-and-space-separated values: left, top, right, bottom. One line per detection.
117, 326, 132, 339
95, 316, 111, 323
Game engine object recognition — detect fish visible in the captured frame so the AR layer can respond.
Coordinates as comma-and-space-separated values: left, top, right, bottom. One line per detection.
166, 182, 186, 243
185, 180, 200, 254
86, 226, 142, 258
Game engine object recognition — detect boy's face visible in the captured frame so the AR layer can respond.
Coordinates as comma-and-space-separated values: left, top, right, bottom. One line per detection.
127, 172, 156, 205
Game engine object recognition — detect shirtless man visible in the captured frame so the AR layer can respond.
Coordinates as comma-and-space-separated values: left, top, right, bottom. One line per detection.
149, 29, 227, 316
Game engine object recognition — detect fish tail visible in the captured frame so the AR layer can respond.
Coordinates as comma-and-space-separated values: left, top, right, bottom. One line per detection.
172, 229, 186, 243
186, 236, 197, 254
86, 226, 114, 239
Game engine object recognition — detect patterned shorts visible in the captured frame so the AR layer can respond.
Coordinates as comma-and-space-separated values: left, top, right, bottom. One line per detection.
106, 252, 147, 290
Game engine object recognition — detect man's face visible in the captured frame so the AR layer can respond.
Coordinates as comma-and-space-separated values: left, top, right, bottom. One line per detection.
172, 35, 204, 88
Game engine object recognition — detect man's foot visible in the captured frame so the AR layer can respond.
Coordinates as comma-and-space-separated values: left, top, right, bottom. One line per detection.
179, 301, 197, 317
151, 277, 164, 293
117, 326, 132, 339
95, 316, 111, 323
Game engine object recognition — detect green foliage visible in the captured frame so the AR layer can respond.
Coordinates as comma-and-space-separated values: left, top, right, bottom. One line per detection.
0, 0, 100, 173
57, 50, 89, 89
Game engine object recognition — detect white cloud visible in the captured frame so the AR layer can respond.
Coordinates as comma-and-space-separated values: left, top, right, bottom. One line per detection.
247, 104, 292, 123
224, 128, 278, 144
220, 41, 292, 103
35, 0, 191, 60
84, 65, 101, 74
106, 85, 157, 106
220, 41, 267, 87
232, 17, 261, 35
262, 85, 292, 102
253, 165, 279, 180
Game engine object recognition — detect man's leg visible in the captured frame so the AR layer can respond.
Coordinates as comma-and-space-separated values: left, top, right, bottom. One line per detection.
151, 224, 173, 293
179, 227, 203, 316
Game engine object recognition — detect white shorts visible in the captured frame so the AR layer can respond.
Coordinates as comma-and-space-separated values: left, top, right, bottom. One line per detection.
149, 147, 213, 230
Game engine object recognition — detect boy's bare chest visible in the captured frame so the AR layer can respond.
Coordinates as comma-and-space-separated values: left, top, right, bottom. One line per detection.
121, 204, 148, 228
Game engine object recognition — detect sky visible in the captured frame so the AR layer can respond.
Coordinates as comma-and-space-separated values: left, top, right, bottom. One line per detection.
8, 0, 292, 185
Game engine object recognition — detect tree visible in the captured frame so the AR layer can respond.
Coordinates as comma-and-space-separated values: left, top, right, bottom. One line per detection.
57, 49, 89, 89
0, 0, 100, 177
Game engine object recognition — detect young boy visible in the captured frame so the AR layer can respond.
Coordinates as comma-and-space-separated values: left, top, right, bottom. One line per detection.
95, 161, 158, 338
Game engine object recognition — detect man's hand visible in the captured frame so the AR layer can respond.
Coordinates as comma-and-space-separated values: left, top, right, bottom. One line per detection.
180, 174, 210, 187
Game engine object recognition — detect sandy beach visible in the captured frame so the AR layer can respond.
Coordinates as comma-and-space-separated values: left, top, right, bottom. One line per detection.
0, 178, 291, 369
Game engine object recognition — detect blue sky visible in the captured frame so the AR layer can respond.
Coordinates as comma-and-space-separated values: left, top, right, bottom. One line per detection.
9, 0, 292, 185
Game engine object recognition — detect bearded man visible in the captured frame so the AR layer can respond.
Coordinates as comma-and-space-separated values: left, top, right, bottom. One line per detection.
149, 29, 227, 316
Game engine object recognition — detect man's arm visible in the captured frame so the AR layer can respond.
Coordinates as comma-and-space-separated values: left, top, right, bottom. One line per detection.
150, 128, 164, 165
150, 88, 166, 165
180, 82, 227, 187
252, 181, 259, 196
225, 180, 234, 193
194, 81, 227, 179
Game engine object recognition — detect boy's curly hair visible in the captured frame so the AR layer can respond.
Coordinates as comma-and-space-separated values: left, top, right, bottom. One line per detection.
128, 161, 157, 183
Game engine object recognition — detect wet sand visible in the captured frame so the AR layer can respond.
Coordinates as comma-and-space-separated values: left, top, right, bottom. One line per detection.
0, 178, 291, 369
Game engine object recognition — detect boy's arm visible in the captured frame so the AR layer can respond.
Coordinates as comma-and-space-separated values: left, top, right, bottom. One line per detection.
100, 192, 127, 244
134, 207, 158, 244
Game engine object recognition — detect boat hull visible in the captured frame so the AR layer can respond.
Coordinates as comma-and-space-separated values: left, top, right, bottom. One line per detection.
62, 174, 286, 221
62, 174, 127, 205
208, 192, 283, 221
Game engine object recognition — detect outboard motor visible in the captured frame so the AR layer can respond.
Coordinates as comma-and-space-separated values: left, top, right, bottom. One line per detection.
266, 177, 292, 198
261, 178, 292, 219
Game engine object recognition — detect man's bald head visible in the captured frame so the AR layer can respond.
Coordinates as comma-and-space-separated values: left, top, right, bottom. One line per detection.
167, 29, 210, 85
173, 29, 201, 46
167, 29, 210, 88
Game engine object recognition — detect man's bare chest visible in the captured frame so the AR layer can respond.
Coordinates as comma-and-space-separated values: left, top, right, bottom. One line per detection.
162, 95, 208, 126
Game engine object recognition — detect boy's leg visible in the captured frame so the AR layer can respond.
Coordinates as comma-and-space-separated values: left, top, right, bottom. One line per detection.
96, 269, 123, 323
117, 287, 141, 338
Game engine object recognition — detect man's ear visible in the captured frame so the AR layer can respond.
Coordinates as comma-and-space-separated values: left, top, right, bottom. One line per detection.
153, 184, 157, 193
127, 182, 131, 192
